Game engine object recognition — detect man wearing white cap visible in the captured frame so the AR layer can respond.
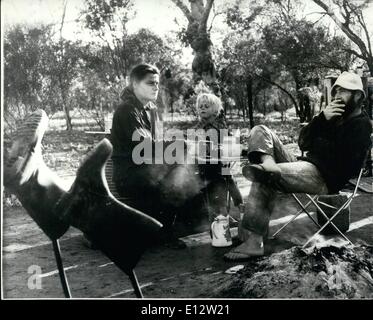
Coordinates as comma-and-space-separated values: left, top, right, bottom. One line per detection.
225, 71, 372, 261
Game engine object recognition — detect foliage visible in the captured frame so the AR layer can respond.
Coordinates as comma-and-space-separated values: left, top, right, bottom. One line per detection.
311, 0, 373, 74
261, 19, 353, 81
82, 0, 135, 80
3, 1, 190, 132
3, 24, 83, 133
218, 0, 355, 122
4, 0, 371, 134
4, 25, 53, 119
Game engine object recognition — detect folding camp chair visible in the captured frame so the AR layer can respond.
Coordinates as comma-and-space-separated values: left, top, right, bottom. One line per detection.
271, 157, 368, 249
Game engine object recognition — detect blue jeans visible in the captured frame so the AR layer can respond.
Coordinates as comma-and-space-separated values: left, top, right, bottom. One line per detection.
242, 125, 329, 236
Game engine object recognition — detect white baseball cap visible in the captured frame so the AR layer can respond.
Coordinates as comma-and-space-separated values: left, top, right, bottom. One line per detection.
331, 71, 366, 98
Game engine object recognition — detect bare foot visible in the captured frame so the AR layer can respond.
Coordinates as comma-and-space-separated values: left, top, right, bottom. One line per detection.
224, 235, 264, 261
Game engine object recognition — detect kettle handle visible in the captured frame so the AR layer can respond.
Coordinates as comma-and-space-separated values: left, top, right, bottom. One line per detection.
211, 220, 218, 239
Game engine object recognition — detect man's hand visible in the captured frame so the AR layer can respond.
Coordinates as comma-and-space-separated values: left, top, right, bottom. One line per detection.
323, 99, 345, 121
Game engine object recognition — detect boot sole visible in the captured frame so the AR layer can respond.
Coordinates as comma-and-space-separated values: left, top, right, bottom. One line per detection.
6, 110, 49, 175
242, 165, 281, 185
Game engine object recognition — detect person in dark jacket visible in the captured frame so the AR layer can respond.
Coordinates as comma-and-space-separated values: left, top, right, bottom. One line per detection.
110, 64, 201, 249
225, 71, 372, 261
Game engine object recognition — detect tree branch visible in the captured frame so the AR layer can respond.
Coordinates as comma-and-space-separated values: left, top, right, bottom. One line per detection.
350, 5, 372, 58
343, 48, 366, 61
59, 0, 68, 40
201, 0, 214, 28
208, 11, 224, 32
312, 0, 370, 60
308, 12, 328, 26
170, 0, 192, 22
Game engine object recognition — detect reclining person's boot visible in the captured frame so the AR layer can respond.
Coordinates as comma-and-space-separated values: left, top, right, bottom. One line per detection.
242, 163, 281, 186
57, 139, 163, 275
3, 110, 70, 240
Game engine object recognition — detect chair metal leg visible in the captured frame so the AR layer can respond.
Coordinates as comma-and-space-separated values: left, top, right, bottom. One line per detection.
292, 194, 320, 227
272, 166, 364, 248
302, 195, 354, 248
271, 195, 318, 238
271, 208, 303, 238
52, 239, 71, 298
226, 188, 231, 214
128, 269, 143, 298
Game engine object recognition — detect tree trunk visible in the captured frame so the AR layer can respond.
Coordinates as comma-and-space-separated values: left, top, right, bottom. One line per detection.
293, 73, 306, 123
170, 97, 174, 122
246, 77, 255, 129
190, 32, 216, 85
242, 101, 246, 121
60, 86, 72, 131
58, 76, 72, 131
63, 104, 72, 131
237, 92, 245, 122
171, 0, 217, 89
58, 2, 72, 131
368, 58, 373, 77
222, 91, 228, 115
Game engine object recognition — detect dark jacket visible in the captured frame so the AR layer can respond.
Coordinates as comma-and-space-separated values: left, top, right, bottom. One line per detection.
298, 111, 372, 193
110, 87, 164, 175
110, 87, 184, 173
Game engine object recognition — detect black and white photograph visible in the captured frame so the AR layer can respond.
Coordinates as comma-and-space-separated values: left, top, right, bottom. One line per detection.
1, 0, 373, 304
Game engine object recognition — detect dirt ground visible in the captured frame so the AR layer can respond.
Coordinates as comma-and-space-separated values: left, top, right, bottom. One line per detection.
2, 169, 373, 299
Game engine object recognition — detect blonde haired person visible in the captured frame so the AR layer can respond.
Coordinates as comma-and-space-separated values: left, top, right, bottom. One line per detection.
193, 93, 243, 224
196, 93, 224, 124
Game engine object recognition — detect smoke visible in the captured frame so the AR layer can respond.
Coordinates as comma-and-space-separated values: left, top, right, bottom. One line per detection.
147, 162, 205, 208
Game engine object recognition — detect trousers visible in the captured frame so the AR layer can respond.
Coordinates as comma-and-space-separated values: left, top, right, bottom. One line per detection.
242, 125, 329, 236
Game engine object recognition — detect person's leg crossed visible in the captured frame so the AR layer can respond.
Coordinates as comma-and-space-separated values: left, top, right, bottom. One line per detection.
276, 161, 329, 194
240, 161, 328, 238
247, 125, 296, 163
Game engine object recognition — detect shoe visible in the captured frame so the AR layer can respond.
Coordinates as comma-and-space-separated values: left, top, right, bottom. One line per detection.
242, 163, 281, 185
3, 110, 71, 240
4, 109, 49, 188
